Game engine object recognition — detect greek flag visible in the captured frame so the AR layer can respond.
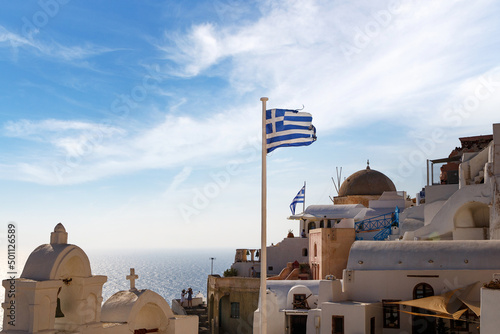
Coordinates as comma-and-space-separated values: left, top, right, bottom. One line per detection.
266, 109, 316, 153
290, 185, 305, 215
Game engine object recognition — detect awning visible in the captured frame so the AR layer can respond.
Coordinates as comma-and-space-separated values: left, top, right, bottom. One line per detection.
388, 282, 480, 320
288, 205, 398, 223
430, 156, 461, 164
288, 204, 367, 221
288, 213, 319, 220
459, 298, 480, 317
398, 308, 467, 320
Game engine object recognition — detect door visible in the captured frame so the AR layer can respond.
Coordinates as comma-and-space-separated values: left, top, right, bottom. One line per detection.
332, 315, 344, 334
290, 315, 307, 334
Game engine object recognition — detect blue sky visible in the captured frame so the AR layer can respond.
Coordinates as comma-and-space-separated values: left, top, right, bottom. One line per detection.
1, 0, 500, 253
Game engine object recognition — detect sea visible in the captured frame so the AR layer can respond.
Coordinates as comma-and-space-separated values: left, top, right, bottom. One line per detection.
0, 248, 235, 329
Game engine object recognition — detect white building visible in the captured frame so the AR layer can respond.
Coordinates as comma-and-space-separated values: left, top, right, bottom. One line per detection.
231, 237, 309, 278
253, 123, 500, 334
254, 240, 500, 334
400, 124, 500, 241
1, 224, 198, 334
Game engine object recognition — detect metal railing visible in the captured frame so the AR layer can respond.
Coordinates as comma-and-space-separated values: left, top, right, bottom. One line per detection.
373, 226, 392, 241
355, 207, 399, 241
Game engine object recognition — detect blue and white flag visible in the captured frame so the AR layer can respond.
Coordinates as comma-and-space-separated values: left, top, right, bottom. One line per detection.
266, 109, 316, 153
290, 185, 305, 215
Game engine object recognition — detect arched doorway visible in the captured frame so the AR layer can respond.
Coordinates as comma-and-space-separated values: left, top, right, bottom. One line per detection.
454, 201, 489, 228
412, 283, 435, 334
133, 302, 166, 331
219, 295, 230, 331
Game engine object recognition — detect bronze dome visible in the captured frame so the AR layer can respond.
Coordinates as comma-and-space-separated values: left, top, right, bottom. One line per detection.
338, 165, 396, 197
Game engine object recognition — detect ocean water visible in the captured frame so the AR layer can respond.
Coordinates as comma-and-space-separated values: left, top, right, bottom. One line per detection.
0, 248, 235, 329
88, 248, 235, 303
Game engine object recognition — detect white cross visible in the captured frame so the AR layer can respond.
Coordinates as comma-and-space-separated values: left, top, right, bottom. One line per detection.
265, 109, 284, 136
126, 268, 138, 290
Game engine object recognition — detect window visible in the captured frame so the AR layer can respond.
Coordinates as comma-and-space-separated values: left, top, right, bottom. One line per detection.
412, 283, 435, 333
268, 266, 273, 271
230, 302, 240, 318
370, 317, 375, 334
450, 318, 468, 332
314, 243, 318, 257
382, 300, 400, 329
302, 248, 308, 256
332, 315, 344, 334
450, 308, 471, 332
414, 283, 434, 299
293, 294, 307, 309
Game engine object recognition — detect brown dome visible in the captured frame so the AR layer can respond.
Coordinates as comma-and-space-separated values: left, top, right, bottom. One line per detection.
338, 165, 396, 197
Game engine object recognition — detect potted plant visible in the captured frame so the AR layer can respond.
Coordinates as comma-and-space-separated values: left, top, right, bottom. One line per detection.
287, 229, 294, 238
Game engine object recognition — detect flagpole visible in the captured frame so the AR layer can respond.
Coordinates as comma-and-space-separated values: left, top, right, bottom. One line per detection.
260, 97, 268, 334
303, 181, 306, 214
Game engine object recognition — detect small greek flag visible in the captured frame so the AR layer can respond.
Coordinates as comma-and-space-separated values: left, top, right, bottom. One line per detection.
266, 109, 316, 153
290, 185, 305, 215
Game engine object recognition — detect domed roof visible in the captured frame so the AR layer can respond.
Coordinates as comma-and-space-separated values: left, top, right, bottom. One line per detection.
338, 164, 396, 197
21, 243, 92, 281
21, 224, 91, 280
101, 289, 173, 330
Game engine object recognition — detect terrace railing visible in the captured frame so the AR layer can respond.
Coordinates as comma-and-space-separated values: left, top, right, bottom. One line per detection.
355, 207, 399, 240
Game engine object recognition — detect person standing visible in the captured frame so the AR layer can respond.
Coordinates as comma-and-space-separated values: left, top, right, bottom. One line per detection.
187, 287, 193, 308
181, 289, 186, 307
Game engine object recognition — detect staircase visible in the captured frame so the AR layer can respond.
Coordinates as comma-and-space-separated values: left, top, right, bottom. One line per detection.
185, 304, 209, 334
373, 226, 392, 241
355, 208, 399, 240
474, 170, 485, 184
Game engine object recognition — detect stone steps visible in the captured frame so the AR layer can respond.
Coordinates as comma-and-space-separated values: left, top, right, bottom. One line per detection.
185, 305, 209, 334
474, 170, 485, 184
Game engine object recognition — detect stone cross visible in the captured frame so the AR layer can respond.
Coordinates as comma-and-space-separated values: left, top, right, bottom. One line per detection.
127, 268, 138, 290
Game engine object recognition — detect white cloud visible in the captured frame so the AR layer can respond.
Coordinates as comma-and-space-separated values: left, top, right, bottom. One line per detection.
165, 166, 193, 194
1, 107, 260, 184
0, 25, 115, 61
4, 119, 120, 136
2, 0, 500, 186
0, 26, 36, 48
159, 0, 499, 133
435, 67, 500, 130
4, 119, 124, 158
